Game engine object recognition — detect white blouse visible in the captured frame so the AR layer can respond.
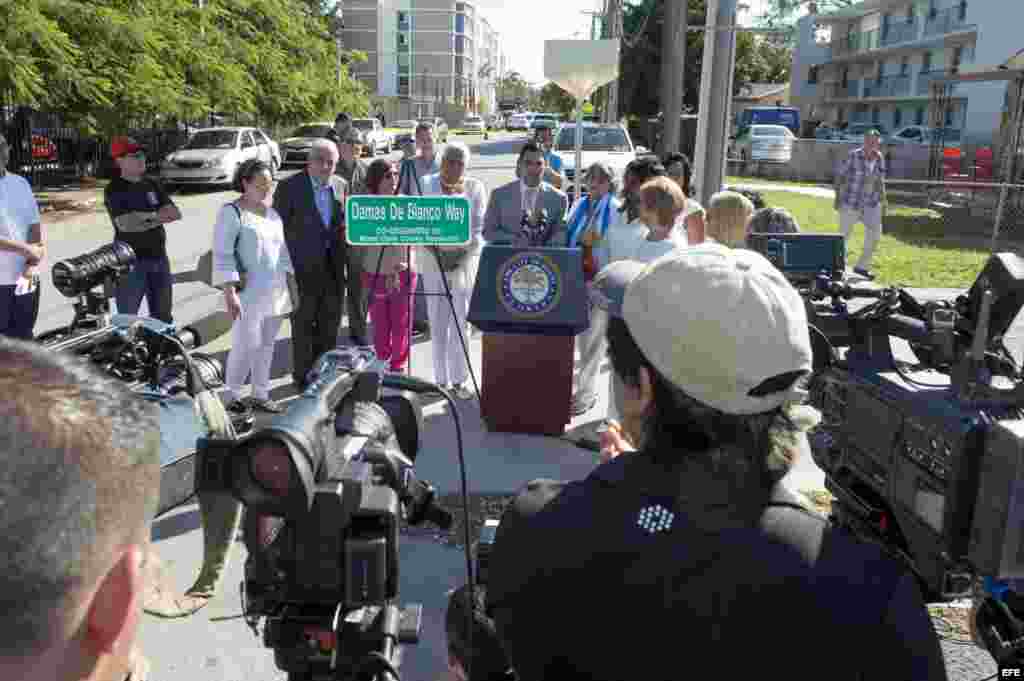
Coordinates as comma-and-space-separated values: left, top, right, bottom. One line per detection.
212, 204, 294, 318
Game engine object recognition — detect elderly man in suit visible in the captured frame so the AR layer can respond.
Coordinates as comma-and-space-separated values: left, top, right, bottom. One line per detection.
483, 141, 569, 247
273, 139, 348, 391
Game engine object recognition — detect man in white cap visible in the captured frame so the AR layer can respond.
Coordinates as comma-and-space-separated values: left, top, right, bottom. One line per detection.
484, 244, 946, 681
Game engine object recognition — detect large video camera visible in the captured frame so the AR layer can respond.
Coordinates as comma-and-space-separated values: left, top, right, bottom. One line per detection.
196, 347, 453, 681
749, 232, 1024, 667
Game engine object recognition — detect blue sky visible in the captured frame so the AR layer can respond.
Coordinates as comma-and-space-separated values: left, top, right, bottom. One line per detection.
475, 0, 773, 84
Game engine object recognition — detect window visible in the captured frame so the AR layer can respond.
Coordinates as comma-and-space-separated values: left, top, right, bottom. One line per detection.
945, 107, 955, 126
952, 46, 963, 73
958, 1, 967, 21
894, 108, 903, 128
900, 56, 909, 75
876, 63, 884, 83
841, 68, 849, 86
398, 33, 408, 47
872, 106, 880, 123
398, 76, 410, 96
398, 53, 409, 67
837, 106, 846, 124
398, 11, 409, 31
241, 132, 254, 149
455, 36, 466, 54
456, 13, 465, 34
881, 13, 890, 38
906, 5, 915, 21
915, 106, 925, 125
808, 65, 819, 84
922, 51, 932, 73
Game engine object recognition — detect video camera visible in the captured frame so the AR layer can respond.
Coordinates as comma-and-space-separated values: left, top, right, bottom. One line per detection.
196, 347, 453, 680
749, 233, 1024, 668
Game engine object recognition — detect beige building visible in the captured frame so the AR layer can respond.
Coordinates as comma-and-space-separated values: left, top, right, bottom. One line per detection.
341, 0, 505, 123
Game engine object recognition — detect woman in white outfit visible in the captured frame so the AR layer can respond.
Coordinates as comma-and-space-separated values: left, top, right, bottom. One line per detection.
566, 161, 620, 416
420, 141, 487, 399
212, 158, 294, 413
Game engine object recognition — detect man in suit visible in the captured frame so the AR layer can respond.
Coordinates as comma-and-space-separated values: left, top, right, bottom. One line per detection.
483, 141, 569, 247
335, 133, 369, 345
273, 139, 348, 391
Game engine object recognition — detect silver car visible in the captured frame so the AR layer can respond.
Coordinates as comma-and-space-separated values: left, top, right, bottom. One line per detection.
279, 122, 334, 167
159, 127, 280, 188
734, 124, 796, 163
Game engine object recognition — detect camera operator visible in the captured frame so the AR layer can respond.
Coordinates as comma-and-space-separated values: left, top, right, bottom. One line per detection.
484, 245, 947, 681
445, 585, 512, 681
0, 338, 159, 681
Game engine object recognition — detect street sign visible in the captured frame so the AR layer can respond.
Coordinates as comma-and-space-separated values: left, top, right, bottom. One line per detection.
346, 196, 472, 246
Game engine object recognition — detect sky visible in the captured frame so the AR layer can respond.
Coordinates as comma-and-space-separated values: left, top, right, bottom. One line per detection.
473, 0, 773, 85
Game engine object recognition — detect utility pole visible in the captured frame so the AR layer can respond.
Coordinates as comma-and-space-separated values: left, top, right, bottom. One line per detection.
603, 0, 622, 124
333, 5, 345, 87
660, 0, 687, 154
693, 0, 738, 209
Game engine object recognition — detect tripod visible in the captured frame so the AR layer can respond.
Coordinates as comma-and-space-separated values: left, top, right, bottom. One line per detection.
363, 159, 481, 400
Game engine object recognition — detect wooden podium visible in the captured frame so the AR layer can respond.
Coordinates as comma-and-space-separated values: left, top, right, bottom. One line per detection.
468, 246, 589, 437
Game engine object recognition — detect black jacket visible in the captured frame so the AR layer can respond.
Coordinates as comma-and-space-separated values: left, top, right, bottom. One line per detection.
272, 169, 347, 296
486, 450, 947, 681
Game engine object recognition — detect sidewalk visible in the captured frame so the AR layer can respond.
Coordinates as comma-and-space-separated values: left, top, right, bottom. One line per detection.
33, 180, 107, 223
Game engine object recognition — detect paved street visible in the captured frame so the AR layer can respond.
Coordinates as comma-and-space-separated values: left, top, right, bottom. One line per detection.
39, 134, 998, 680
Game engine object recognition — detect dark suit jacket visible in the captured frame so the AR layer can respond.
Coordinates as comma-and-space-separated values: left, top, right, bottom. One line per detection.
483, 180, 569, 247
273, 170, 347, 297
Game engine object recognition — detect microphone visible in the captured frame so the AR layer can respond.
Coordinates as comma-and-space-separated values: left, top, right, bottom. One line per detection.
175, 310, 235, 349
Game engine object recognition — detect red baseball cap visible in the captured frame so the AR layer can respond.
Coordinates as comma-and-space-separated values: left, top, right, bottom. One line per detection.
111, 136, 144, 159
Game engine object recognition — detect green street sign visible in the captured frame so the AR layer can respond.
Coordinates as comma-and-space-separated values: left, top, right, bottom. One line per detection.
346, 196, 472, 246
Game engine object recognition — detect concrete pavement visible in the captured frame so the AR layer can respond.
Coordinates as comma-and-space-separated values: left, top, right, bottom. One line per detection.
41, 133, 1001, 680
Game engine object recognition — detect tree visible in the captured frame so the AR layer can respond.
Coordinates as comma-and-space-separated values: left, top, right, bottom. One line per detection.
537, 82, 576, 117
497, 71, 530, 105
614, 0, 793, 120
0, 0, 370, 136
753, 0, 858, 45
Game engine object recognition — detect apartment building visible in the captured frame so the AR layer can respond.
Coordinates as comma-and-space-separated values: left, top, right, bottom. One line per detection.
341, 0, 504, 122
790, 0, 1016, 145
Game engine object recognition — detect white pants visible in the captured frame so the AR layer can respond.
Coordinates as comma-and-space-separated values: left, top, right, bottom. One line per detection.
574, 303, 608, 400
838, 203, 883, 271
224, 312, 284, 401
421, 267, 472, 386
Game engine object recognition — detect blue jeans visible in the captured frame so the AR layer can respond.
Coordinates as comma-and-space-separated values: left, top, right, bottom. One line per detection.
0, 283, 40, 339
116, 255, 173, 323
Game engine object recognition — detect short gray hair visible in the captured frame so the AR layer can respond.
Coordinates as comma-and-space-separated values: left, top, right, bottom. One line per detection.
442, 140, 470, 167
584, 161, 618, 195
746, 207, 801, 235
0, 339, 160, 659
309, 138, 339, 160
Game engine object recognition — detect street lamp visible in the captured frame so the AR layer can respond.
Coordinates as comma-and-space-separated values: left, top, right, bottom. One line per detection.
332, 6, 345, 87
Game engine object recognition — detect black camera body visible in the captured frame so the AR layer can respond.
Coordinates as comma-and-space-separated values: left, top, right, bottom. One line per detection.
749, 235, 1024, 666
197, 348, 451, 680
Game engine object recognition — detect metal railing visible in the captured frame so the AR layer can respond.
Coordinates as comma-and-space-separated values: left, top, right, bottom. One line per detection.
880, 19, 919, 46
924, 5, 972, 37
917, 69, 958, 96
863, 74, 913, 98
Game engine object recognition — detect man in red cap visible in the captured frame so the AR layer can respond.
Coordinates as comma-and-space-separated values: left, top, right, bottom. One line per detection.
103, 136, 181, 322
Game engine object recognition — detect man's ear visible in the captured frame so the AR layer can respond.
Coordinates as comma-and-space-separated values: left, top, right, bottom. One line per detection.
84, 546, 145, 657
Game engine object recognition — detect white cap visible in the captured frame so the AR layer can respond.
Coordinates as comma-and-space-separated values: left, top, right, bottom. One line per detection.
591, 243, 813, 415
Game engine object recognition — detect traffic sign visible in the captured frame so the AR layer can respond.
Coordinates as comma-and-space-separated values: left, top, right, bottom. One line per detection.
346, 196, 472, 246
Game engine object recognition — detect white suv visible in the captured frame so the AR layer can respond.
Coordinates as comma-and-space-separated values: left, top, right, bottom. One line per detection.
352, 118, 393, 156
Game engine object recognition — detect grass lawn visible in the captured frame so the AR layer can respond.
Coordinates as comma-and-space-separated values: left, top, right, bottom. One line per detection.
726, 175, 830, 189
759, 190, 992, 289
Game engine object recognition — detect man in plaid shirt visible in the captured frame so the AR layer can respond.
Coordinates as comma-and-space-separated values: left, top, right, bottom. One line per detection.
834, 129, 887, 279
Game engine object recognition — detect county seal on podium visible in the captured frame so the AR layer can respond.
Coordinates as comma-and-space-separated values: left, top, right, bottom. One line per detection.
498, 252, 563, 318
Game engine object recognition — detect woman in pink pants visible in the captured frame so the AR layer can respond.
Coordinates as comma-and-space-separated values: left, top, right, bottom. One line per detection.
360, 158, 417, 372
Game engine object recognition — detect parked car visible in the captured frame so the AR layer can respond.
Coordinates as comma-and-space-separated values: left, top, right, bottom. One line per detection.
814, 124, 842, 141
279, 122, 334, 167
888, 125, 962, 148
507, 113, 533, 131
352, 118, 392, 155
733, 124, 796, 163
419, 117, 449, 142
390, 119, 419, 153
462, 115, 486, 134
552, 123, 647, 202
838, 123, 889, 144
530, 114, 559, 132
159, 126, 280, 189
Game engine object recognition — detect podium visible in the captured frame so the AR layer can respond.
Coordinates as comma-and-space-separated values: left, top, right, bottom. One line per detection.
468, 245, 589, 436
